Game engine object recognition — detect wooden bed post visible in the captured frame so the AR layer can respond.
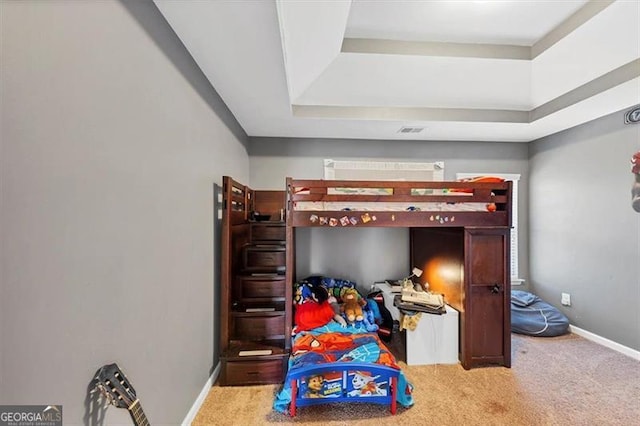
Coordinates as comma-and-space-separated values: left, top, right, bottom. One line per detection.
391, 376, 397, 415
285, 178, 294, 350
290, 379, 297, 417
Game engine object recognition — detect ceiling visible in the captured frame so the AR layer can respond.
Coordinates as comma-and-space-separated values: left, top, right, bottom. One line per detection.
154, 0, 640, 143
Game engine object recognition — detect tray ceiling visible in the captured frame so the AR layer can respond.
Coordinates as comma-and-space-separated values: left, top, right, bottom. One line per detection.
155, 0, 640, 142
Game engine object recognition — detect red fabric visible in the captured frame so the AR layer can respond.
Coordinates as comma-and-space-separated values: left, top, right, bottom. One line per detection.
293, 333, 356, 353
294, 301, 335, 331
632, 151, 640, 174
449, 176, 505, 193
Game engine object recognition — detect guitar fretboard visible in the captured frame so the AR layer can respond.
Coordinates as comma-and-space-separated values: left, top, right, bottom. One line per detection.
129, 399, 150, 426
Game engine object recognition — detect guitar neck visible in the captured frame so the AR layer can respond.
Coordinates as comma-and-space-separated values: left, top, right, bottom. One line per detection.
128, 399, 150, 426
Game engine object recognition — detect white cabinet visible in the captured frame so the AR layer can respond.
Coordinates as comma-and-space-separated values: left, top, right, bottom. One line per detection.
373, 281, 459, 366
406, 305, 459, 366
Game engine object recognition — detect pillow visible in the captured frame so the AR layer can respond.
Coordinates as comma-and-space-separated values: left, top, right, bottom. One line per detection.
319, 276, 357, 302
294, 276, 357, 305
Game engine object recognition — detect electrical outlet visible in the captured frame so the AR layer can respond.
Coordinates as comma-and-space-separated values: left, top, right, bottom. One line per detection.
561, 292, 571, 306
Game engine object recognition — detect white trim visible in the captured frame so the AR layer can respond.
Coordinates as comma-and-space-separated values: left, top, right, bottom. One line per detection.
181, 362, 220, 426
570, 325, 640, 361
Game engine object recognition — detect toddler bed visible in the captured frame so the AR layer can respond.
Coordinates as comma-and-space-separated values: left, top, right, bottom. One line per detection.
273, 278, 414, 416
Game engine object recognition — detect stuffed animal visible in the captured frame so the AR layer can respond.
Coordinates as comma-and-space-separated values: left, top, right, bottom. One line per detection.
341, 288, 366, 323
295, 281, 329, 305
366, 296, 382, 324
361, 305, 379, 332
366, 291, 395, 342
400, 312, 422, 332
294, 282, 315, 305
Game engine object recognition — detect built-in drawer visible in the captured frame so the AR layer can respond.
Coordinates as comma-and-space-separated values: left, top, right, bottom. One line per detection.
237, 276, 285, 299
232, 313, 285, 340
243, 245, 286, 271
223, 359, 284, 385
251, 223, 285, 242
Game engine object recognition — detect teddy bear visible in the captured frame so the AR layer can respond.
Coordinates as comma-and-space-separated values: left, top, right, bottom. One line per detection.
341, 288, 366, 323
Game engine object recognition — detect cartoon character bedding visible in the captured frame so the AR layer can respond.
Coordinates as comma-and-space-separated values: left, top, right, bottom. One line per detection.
273, 277, 414, 415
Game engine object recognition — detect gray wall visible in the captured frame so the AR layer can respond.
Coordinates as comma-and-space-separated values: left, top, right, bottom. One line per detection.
0, 1, 249, 423
529, 109, 640, 351
250, 138, 529, 291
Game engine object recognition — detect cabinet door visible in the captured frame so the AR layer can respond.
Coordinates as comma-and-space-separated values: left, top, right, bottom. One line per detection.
463, 228, 510, 369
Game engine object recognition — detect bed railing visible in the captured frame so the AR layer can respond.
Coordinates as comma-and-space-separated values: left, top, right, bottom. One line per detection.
286, 178, 512, 228
223, 176, 254, 225
287, 362, 399, 416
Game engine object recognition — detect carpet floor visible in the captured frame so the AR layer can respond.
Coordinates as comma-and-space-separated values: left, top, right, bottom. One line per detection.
193, 333, 640, 425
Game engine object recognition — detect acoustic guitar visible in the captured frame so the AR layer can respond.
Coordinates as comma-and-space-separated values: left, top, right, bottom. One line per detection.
94, 363, 150, 426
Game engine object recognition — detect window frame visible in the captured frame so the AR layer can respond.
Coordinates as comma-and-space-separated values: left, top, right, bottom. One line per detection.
324, 159, 445, 182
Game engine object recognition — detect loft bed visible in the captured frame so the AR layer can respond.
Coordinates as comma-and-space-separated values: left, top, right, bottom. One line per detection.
220, 176, 414, 415
267, 177, 513, 416
284, 177, 513, 374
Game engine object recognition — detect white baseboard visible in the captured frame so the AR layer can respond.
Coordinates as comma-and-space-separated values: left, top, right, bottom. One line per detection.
182, 362, 220, 426
570, 325, 640, 361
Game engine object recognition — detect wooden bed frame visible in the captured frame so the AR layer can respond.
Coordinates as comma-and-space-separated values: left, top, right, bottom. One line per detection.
287, 363, 399, 416
285, 177, 513, 371
220, 175, 513, 415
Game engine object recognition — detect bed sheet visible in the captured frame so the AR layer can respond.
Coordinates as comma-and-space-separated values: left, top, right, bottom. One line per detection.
293, 185, 497, 212
273, 322, 414, 413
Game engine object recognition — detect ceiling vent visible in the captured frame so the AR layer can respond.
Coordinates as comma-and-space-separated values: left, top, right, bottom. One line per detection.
398, 126, 424, 134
